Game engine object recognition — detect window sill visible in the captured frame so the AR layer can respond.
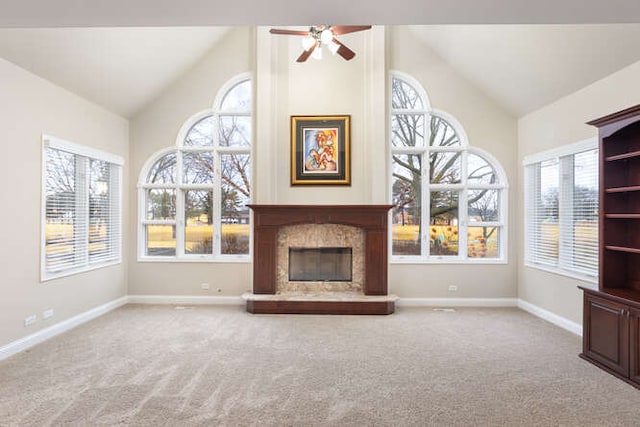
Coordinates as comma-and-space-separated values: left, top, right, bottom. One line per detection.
137, 256, 250, 264
523, 262, 597, 284
41, 259, 122, 282
391, 257, 508, 265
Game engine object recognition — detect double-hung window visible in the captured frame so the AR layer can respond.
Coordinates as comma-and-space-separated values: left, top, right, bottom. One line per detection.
42, 135, 123, 280
524, 138, 598, 281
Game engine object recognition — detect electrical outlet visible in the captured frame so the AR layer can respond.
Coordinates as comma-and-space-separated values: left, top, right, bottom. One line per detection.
24, 315, 37, 326
200, 283, 210, 290
43, 309, 54, 320
448, 285, 458, 292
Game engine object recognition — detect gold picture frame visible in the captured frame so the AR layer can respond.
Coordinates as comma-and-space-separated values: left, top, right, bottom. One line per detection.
290, 115, 351, 185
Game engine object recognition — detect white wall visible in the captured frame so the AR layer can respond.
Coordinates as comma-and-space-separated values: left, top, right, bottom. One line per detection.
0, 58, 129, 347
387, 26, 519, 299
258, 26, 386, 205
128, 27, 253, 297
518, 60, 640, 325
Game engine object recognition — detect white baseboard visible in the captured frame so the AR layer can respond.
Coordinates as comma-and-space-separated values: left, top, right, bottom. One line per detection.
517, 299, 582, 336
0, 296, 128, 361
397, 297, 518, 307
127, 295, 244, 306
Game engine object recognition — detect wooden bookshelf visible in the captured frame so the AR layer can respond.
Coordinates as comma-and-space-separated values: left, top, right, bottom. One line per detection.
581, 104, 640, 389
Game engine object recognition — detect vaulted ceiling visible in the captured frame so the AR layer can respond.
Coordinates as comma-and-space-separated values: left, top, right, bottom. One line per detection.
1, 1, 639, 118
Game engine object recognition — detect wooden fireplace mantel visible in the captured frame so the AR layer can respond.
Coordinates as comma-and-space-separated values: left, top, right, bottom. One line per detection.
247, 205, 393, 312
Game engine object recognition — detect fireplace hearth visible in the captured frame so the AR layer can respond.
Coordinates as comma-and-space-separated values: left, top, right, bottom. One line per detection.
243, 205, 397, 315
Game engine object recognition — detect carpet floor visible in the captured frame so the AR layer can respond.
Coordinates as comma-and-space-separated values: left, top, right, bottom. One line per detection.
1, 304, 640, 426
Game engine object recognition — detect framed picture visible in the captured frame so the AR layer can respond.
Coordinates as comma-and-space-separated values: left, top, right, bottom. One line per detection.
291, 115, 351, 185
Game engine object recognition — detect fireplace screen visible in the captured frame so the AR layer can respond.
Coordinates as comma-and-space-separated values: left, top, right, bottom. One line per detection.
289, 247, 352, 282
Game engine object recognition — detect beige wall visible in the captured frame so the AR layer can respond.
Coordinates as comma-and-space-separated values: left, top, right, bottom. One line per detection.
388, 27, 519, 298
0, 58, 129, 347
518, 60, 640, 325
128, 27, 253, 297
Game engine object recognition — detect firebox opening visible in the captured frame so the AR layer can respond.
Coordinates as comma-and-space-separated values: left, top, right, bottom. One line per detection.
288, 247, 353, 282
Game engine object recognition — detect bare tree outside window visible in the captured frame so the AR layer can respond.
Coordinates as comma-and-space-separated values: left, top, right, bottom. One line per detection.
391, 74, 506, 260
140, 75, 252, 259
43, 139, 122, 279
45, 149, 76, 269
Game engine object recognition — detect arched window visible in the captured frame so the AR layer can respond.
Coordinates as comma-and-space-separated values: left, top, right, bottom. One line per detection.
390, 72, 508, 262
138, 74, 252, 260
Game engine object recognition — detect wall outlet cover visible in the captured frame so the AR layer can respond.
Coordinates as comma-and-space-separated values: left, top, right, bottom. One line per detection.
24, 315, 37, 326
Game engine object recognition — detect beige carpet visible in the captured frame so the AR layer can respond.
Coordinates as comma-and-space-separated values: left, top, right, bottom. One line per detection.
1, 304, 640, 426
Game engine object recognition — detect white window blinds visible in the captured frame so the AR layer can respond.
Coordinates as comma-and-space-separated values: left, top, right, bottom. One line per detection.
42, 136, 123, 280
524, 139, 598, 280
565, 149, 599, 275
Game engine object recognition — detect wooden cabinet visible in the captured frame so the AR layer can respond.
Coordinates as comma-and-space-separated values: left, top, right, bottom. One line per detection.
580, 104, 640, 389
581, 289, 640, 387
582, 290, 629, 376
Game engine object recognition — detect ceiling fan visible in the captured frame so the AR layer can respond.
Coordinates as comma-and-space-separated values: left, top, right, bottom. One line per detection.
269, 25, 372, 62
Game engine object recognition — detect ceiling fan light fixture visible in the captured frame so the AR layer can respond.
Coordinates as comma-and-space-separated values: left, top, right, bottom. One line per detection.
270, 25, 370, 62
311, 46, 323, 60
320, 28, 334, 45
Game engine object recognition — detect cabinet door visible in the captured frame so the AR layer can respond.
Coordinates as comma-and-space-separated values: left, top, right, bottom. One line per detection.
583, 294, 629, 375
630, 307, 640, 385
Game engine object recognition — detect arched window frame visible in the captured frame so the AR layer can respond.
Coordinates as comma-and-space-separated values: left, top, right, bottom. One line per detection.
137, 73, 252, 262
389, 71, 508, 263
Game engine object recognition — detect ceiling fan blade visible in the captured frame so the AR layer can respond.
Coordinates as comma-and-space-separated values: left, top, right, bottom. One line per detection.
296, 42, 319, 63
332, 38, 356, 61
331, 25, 372, 36
270, 28, 310, 36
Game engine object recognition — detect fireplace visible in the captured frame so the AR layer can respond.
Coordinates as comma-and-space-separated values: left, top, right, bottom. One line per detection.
243, 205, 396, 315
277, 223, 364, 293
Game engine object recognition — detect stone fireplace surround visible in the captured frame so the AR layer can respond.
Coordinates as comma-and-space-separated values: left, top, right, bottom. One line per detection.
243, 205, 397, 315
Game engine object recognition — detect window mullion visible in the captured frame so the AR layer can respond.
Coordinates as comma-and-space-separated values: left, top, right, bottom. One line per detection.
525, 164, 540, 264
176, 152, 186, 257
422, 149, 430, 258
530, 163, 542, 262
109, 163, 121, 260
459, 187, 468, 259
139, 188, 149, 258
213, 114, 222, 257
214, 149, 222, 257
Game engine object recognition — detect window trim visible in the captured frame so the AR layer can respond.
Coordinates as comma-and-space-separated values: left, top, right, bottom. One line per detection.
41, 134, 124, 281
389, 71, 509, 264
137, 73, 252, 262
522, 137, 598, 283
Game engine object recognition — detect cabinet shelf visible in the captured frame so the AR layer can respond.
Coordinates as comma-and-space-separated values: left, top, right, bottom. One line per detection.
601, 288, 640, 305
605, 245, 640, 254
605, 150, 640, 162
605, 213, 640, 219
605, 186, 640, 193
